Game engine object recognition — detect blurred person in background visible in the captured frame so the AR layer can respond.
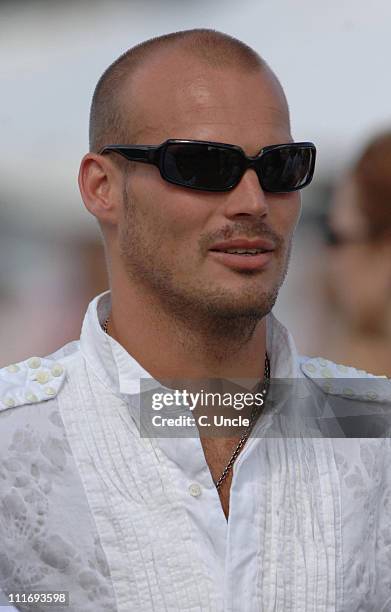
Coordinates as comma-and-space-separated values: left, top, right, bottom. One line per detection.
1, 28, 391, 612
323, 132, 391, 376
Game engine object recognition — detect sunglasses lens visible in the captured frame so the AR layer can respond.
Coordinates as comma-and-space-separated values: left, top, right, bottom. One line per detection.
163, 143, 243, 190
259, 146, 315, 192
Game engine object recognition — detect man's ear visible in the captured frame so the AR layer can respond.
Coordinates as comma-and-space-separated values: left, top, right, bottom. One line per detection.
78, 153, 123, 226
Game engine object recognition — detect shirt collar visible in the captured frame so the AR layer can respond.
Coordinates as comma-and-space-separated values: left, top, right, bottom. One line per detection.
79, 290, 150, 397
266, 309, 302, 378
79, 290, 302, 399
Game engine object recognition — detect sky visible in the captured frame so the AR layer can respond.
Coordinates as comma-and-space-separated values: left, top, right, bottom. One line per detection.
1, 0, 391, 236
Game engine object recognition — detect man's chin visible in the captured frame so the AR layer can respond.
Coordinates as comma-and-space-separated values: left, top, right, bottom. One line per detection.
202, 292, 278, 321
208, 305, 272, 321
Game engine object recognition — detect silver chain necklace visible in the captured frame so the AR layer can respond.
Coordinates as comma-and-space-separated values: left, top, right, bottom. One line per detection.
102, 316, 110, 335
102, 315, 270, 491
213, 353, 270, 490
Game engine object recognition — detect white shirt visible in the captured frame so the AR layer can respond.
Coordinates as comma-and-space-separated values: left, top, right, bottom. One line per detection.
0, 290, 390, 611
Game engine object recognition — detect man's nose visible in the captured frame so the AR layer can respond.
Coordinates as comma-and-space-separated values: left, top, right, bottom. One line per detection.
222, 168, 269, 218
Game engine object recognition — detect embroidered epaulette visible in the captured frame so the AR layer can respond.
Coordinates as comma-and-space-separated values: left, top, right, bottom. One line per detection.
0, 356, 66, 412
300, 357, 390, 403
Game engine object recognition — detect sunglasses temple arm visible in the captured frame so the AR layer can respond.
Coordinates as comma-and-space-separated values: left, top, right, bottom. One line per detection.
99, 145, 159, 164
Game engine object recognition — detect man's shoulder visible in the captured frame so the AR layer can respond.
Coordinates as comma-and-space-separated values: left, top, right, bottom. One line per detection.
0, 340, 81, 414
298, 354, 387, 379
298, 355, 390, 403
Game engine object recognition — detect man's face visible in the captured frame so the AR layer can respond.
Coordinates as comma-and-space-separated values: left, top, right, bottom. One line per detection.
116, 51, 301, 322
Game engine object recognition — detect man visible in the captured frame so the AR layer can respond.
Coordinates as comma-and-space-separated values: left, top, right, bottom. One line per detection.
0, 28, 390, 612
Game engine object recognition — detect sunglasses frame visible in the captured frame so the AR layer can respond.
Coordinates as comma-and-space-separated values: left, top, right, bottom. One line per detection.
99, 139, 316, 193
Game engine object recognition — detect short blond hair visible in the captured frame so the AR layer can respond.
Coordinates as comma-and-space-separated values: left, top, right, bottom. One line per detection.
89, 28, 269, 153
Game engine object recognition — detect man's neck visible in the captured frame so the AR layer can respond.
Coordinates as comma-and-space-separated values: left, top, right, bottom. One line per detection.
107, 284, 268, 381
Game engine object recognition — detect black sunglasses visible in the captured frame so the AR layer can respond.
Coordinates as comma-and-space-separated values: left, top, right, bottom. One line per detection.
99, 139, 316, 193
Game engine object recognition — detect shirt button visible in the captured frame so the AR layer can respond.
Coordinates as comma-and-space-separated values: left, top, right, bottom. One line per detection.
25, 392, 38, 403
35, 371, 50, 384
28, 357, 41, 369
188, 483, 202, 497
51, 364, 64, 377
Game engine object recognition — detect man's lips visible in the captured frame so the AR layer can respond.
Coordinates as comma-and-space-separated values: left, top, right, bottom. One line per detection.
208, 238, 276, 271
209, 238, 276, 252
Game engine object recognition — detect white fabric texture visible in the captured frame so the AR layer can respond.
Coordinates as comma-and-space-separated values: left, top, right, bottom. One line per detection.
0, 290, 390, 611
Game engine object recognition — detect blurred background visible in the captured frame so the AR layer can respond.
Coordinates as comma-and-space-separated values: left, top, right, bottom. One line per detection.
1, 0, 391, 374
